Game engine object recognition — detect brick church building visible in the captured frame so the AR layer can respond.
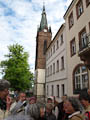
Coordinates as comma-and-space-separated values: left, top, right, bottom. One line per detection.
34, 5, 52, 100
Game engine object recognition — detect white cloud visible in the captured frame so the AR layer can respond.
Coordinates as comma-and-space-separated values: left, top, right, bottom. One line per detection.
0, 0, 72, 75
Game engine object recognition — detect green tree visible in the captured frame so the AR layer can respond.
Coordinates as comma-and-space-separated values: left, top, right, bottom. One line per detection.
0, 43, 33, 91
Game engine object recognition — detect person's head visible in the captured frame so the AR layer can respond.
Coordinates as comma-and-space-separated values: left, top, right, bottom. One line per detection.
88, 89, 90, 95
64, 97, 83, 114
0, 79, 10, 99
29, 96, 36, 104
27, 103, 40, 120
47, 96, 53, 103
19, 92, 26, 102
46, 103, 53, 114
61, 94, 67, 101
79, 90, 90, 108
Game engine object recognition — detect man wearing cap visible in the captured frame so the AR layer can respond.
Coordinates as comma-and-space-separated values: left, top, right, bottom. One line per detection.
45, 103, 56, 120
0, 79, 11, 120
10, 92, 27, 115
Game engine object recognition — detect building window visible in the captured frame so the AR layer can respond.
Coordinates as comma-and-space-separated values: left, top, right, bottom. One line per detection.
47, 85, 48, 96
50, 65, 52, 75
51, 85, 54, 96
86, 0, 90, 7
49, 51, 50, 58
43, 40, 47, 55
89, 22, 90, 32
56, 40, 59, 50
73, 65, 88, 94
68, 12, 74, 29
48, 67, 49, 77
53, 45, 55, 53
79, 27, 87, 51
61, 56, 64, 70
57, 60, 59, 72
76, 0, 84, 19
47, 53, 49, 60
46, 68, 47, 77
57, 85, 59, 97
53, 63, 55, 74
46, 53, 48, 61
51, 48, 52, 56
70, 38, 76, 56
60, 34, 63, 45
61, 84, 65, 96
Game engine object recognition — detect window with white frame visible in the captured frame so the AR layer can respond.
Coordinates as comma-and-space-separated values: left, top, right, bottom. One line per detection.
76, 0, 83, 18
74, 65, 88, 94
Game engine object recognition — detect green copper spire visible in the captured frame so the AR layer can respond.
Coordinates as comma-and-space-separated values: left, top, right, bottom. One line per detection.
39, 4, 48, 31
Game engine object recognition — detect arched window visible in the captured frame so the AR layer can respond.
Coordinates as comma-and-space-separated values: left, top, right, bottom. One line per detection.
73, 65, 88, 94
43, 40, 47, 55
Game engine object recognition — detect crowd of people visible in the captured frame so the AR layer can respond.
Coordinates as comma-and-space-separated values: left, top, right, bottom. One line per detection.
0, 79, 90, 120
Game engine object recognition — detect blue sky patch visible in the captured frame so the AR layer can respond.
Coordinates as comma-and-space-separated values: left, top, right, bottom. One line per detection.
4, 8, 15, 17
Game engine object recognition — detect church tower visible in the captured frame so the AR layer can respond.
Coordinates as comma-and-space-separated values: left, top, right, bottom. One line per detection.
35, 5, 52, 100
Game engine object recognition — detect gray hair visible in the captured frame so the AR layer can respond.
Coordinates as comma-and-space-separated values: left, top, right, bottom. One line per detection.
66, 97, 84, 112
0, 79, 10, 91
4, 115, 32, 120
26, 103, 40, 120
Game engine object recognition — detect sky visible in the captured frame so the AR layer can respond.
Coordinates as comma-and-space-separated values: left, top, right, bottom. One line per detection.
0, 0, 72, 76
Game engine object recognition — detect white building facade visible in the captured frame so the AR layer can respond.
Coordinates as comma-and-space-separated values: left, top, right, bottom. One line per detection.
45, 24, 68, 102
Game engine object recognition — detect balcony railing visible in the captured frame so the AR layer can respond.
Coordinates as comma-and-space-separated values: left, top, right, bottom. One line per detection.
79, 33, 90, 52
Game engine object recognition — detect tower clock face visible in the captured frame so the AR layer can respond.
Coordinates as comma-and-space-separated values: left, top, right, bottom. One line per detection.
44, 29, 47, 32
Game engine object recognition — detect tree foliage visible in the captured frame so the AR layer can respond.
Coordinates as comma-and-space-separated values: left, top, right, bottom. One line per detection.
0, 44, 33, 91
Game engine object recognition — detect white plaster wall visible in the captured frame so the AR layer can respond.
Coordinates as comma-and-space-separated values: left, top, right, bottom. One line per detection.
46, 25, 68, 100
46, 25, 67, 81
37, 69, 45, 83
46, 80, 67, 102
35, 69, 45, 96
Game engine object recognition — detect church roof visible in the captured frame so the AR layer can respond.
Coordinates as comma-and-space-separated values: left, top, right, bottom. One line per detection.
39, 4, 48, 31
